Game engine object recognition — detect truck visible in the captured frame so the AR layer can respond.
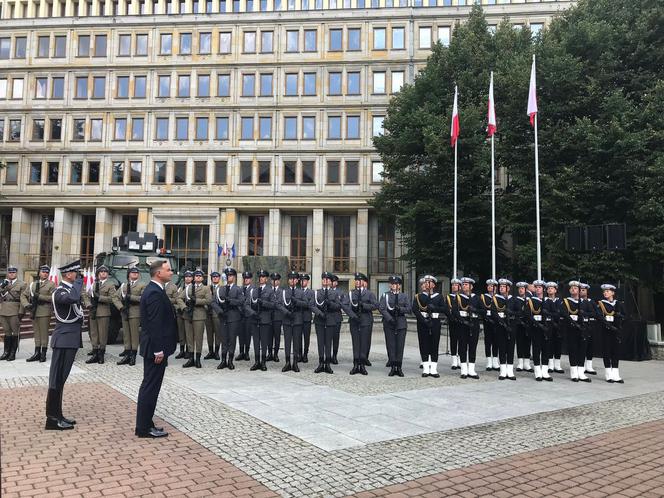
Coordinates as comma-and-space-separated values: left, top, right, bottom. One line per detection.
93, 232, 179, 344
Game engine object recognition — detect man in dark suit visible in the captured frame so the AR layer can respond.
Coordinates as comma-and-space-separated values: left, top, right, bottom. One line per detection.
135, 260, 178, 438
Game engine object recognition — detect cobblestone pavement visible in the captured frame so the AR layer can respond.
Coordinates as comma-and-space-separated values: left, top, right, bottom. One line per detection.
2, 332, 664, 497
352, 419, 664, 498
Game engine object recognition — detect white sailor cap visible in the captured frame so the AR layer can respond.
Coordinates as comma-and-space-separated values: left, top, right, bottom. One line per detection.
601, 284, 616, 291
450, 278, 462, 285
418, 277, 426, 285
545, 281, 558, 289
486, 278, 498, 286
498, 278, 512, 286
568, 280, 581, 288
516, 281, 528, 288
533, 279, 546, 287
461, 277, 475, 285
424, 274, 438, 284
579, 283, 590, 290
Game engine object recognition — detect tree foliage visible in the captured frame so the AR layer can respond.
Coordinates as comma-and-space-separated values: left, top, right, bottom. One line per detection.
371, 0, 664, 291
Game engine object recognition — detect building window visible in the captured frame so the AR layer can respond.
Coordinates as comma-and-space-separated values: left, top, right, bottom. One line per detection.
131, 117, 144, 141
347, 72, 360, 95
329, 29, 342, 51
346, 116, 360, 139
117, 76, 130, 98
304, 29, 317, 52
94, 35, 107, 57
260, 73, 273, 96
290, 216, 307, 271
39, 215, 54, 267
52, 77, 65, 99
243, 31, 256, 53
199, 32, 212, 54
327, 160, 340, 184
118, 34, 131, 56
258, 161, 270, 184
261, 31, 274, 53
122, 215, 138, 233
377, 219, 395, 273
35, 78, 48, 99
15, 37, 27, 58
38, 36, 50, 57
88, 161, 100, 184
218, 74, 230, 97
215, 117, 229, 140
438, 26, 451, 47
136, 34, 148, 55
153, 161, 167, 184
240, 161, 253, 184
54, 36, 67, 57
392, 27, 405, 49
530, 23, 543, 38
373, 28, 386, 50
164, 225, 210, 273
372, 161, 384, 183
78, 35, 91, 56
372, 116, 385, 137
285, 73, 298, 96
283, 116, 297, 140
178, 74, 190, 97
241, 117, 254, 140
302, 161, 315, 184
214, 160, 227, 184
158, 75, 171, 98
3, 162, 18, 185
32, 119, 45, 141
283, 161, 296, 184
259, 116, 272, 140
193, 161, 207, 184
47, 162, 59, 184
179, 33, 192, 55
333, 216, 351, 273
134, 76, 147, 98
30, 162, 42, 184
348, 28, 361, 51
174, 161, 187, 183
91, 119, 103, 141
80, 214, 96, 268
160, 33, 172, 55
11, 79, 24, 99
391, 71, 404, 93
9, 119, 21, 141
328, 116, 341, 139
303, 73, 316, 96
176, 117, 189, 140
286, 30, 299, 52
195, 117, 209, 140
419, 27, 432, 49
111, 161, 124, 183
329, 72, 342, 95
242, 74, 255, 96
92, 76, 105, 99
219, 32, 232, 54
372, 71, 386, 94
50, 118, 62, 140
114, 118, 127, 140
247, 216, 264, 256
345, 160, 359, 184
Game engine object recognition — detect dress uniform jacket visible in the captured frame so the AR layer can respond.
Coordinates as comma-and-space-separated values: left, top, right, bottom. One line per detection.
187, 283, 212, 320
1, 278, 27, 317
217, 283, 246, 324
245, 285, 275, 324
311, 287, 344, 325
51, 280, 85, 349
91, 279, 116, 317
378, 291, 410, 328
21, 279, 55, 318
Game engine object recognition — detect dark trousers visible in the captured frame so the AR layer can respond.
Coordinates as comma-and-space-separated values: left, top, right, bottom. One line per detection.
302, 320, 312, 356
332, 322, 341, 358
602, 330, 620, 368
450, 321, 460, 356
205, 316, 217, 353
252, 322, 270, 360
459, 323, 479, 363
384, 322, 406, 365
283, 323, 302, 360
314, 321, 333, 361
516, 324, 530, 359
417, 321, 441, 362
585, 321, 597, 360
135, 355, 167, 433
46, 348, 77, 420
221, 320, 239, 357
270, 320, 282, 355
496, 326, 516, 364
239, 320, 251, 354
350, 318, 372, 362
484, 322, 497, 358
551, 326, 563, 359
567, 329, 586, 367
530, 327, 550, 366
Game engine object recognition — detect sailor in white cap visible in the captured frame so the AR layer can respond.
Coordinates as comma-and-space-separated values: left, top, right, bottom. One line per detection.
513, 282, 532, 374
543, 282, 564, 375
561, 281, 590, 382
479, 279, 499, 372
578, 282, 599, 375
446, 278, 463, 370
598, 284, 625, 383
527, 280, 552, 381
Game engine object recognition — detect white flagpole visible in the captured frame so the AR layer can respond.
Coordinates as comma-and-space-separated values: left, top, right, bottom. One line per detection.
534, 112, 542, 281
491, 135, 496, 281
453, 140, 458, 279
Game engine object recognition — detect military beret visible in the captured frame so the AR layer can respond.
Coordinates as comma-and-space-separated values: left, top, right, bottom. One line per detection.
461, 277, 475, 285
486, 278, 498, 286
184, 270, 194, 277
97, 265, 109, 273
388, 275, 402, 284
59, 260, 80, 273
450, 278, 462, 285
498, 278, 512, 286
516, 281, 528, 288
601, 284, 616, 291
39, 265, 50, 272
242, 271, 253, 279
545, 281, 558, 289
321, 271, 333, 280
287, 271, 300, 279
354, 272, 368, 282
301, 273, 311, 281
257, 270, 270, 278
224, 267, 237, 276
533, 279, 546, 287
128, 267, 139, 274
194, 269, 204, 277
270, 272, 281, 281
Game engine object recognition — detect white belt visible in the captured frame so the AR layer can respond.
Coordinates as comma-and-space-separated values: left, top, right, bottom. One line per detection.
571, 315, 578, 321
486, 310, 492, 317
421, 312, 430, 319
431, 313, 439, 319
498, 312, 505, 319
534, 315, 542, 322
459, 311, 468, 318
605, 316, 614, 322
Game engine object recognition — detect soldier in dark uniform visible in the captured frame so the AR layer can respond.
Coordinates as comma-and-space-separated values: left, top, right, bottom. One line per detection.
560, 280, 590, 382
412, 275, 439, 378
455, 277, 481, 379
348, 272, 378, 375
204, 271, 222, 361
235, 271, 253, 361
46, 260, 85, 430
543, 282, 563, 375
598, 284, 625, 383
0, 266, 27, 362
513, 282, 532, 373
446, 278, 462, 370
245, 270, 274, 371
330, 274, 343, 365
215, 268, 243, 370
527, 280, 552, 381
21, 265, 55, 363
378, 275, 410, 377
579, 282, 598, 376
492, 278, 514, 380
174, 271, 192, 359
268, 272, 283, 362
299, 274, 313, 363
479, 278, 499, 371
424, 275, 445, 378
279, 271, 306, 372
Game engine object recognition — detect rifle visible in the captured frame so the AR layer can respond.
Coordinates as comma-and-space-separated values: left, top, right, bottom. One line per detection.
185, 284, 196, 320
30, 278, 41, 320
122, 282, 131, 321
89, 281, 100, 320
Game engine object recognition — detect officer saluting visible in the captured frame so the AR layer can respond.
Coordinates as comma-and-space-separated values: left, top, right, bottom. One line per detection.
46, 260, 86, 430
598, 284, 625, 383
378, 275, 410, 377
21, 265, 55, 363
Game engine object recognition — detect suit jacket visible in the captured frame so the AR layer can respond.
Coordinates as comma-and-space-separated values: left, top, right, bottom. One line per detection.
378, 291, 410, 329
51, 279, 84, 349
139, 281, 178, 358
0, 279, 27, 316
21, 279, 55, 318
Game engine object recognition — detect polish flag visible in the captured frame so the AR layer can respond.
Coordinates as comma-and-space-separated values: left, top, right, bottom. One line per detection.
487, 72, 497, 137
83, 268, 89, 288
87, 267, 96, 293
450, 85, 460, 147
527, 55, 538, 127
49, 266, 59, 286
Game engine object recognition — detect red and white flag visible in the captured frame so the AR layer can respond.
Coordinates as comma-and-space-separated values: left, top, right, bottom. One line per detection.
450, 85, 460, 147
49, 266, 59, 286
487, 72, 497, 137
83, 268, 89, 288
527, 55, 538, 127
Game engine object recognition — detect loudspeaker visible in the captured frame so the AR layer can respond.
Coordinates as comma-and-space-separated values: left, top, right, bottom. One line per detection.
606, 223, 627, 250
586, 225, 605, 251
565, 226, 585, 252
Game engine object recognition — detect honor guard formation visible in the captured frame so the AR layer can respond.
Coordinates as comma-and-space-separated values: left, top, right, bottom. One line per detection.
1, 265, 627, 383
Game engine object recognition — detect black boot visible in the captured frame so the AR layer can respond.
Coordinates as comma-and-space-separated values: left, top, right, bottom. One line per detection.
292, 360, 300, 373
7, 336, 17, 361
282, 359, 292, 372
87, 349, 95, 356
227, 355, 235, 370
364, 358, 372, 367
45, 388, 74, 431
324, 361, 333, 374
97, 349, 105, 364
182, 352, 195, 368
175, 345, 185, 359
314, 357, 325, 373
0, 336, 10, 360
266, 351, 274, 362
396, 363, 404, 377
273, 352, 280, 363
388, 365, 396, 377
235, 349, 244, 361
119, 349, 128, 357
260, 355, 267, 371
204, 348, 215, 360
385, 360, 391, 368
302, 352, 309, 363
117, 350, 132, 365
195, 353, 202, 368
350, 360, 359, 375
129, 350, 136, 366
359, 363, 368, 375
331, 355, 338, 365
39, 347, 47, 363
55, 387, 76, 425
85, 349, 99, 364
217, 353, 228, 370
26, 346, 41, 362
214, 344, 221, 361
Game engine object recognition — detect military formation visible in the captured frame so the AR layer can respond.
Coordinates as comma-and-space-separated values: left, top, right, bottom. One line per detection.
1, 264, 627, 383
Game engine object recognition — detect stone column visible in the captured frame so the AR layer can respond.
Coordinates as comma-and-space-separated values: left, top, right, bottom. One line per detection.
311, 209, 324, 288
356, 208, 369, 275
93, 208, 115, 256
51, 208, 74, 270
268, 208, 281, 256
223, 208, 237, 266
8, 207, 33, 275
137, 208, 150, 233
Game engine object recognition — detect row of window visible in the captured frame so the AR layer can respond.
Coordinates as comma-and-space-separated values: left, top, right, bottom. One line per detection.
2, 159, 385, 187
1, 114, 386, 142
0, 68, 405, 101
